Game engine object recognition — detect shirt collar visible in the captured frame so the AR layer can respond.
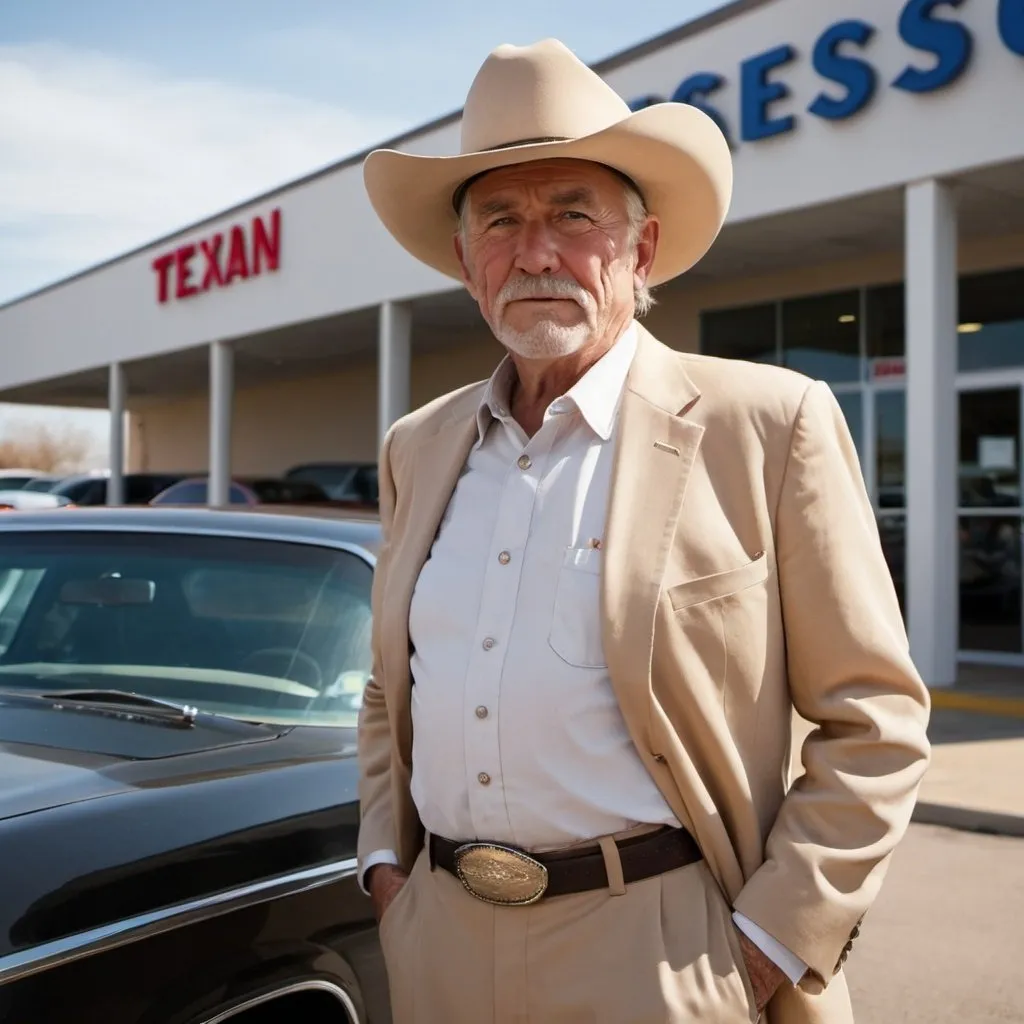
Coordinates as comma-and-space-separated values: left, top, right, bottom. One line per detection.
475, 321, 638, 446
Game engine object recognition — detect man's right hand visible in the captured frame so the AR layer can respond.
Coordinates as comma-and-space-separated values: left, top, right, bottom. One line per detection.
367, 863, 409, 924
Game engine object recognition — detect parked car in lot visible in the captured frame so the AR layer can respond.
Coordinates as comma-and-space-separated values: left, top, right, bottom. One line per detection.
0, 507, 390, 1023
0, 491, 74, 511
17, 476, 64, 493
284, 463, 378, 507
47, 471, 193, 506
149, 476, 331, 507
0, 470, 48, 490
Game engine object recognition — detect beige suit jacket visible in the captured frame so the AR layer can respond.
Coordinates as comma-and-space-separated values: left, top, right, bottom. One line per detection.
357, 326, 931, 1023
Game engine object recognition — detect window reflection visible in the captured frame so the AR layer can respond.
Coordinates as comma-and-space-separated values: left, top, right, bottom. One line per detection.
866, 284, 905, 359
834, 391, 863, 462
700, 303, 777, 363
958, 269, 1024, 373
876, 391, 906, 509
959, 516, 1022, 652
877, 513, 906, 617
781, 290, 860, 383
959, 389, 1020, 508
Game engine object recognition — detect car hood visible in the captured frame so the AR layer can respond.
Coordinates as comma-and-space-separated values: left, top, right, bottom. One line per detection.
0, 690, 288, 822
0, 693, 361, 965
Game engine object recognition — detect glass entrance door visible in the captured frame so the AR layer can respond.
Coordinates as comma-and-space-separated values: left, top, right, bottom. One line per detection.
958, 382, 1023, 656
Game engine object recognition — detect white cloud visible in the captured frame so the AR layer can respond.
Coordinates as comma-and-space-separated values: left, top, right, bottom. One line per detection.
0, 42, 406, 305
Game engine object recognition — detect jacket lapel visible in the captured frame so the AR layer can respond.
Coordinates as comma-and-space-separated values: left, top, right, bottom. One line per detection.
382, 405, 479, 764
601, 327, 704, 746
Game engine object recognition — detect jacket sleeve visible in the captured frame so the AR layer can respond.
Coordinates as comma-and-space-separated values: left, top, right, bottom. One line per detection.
356, 425, 400, 874
732, 379, 931, 989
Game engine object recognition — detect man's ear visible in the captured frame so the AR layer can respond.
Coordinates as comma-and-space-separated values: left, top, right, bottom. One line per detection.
633, 215, 660, 292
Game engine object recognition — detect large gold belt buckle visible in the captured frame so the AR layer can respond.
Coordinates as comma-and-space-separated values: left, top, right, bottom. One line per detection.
453, 842, 549, 906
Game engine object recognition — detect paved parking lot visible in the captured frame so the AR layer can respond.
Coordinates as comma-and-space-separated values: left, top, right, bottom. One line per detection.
845, 823, 1023, 1023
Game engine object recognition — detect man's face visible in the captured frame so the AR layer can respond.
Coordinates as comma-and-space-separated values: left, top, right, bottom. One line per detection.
454, 159, 657, 360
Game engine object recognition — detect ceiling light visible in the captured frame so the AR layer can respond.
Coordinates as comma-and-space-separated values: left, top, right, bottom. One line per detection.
958, 322, 983, 333
838, 314, 856, 323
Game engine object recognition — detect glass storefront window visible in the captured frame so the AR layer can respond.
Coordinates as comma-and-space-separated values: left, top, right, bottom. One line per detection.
781, 290, 860, 383
866, 284, 905, 359
959, 388, 1020, 508
877, 513, 906, 616
700, 303, 777, 363
958, 268, 1024, 373
833, 391, 863, 463
876, 390, 906, 509
959, 515, 1022, 653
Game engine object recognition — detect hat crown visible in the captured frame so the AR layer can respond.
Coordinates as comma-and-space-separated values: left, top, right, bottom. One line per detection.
461, 39, 631, 155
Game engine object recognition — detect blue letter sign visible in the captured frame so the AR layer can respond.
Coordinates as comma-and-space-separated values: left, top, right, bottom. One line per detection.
892, 0, 973, 93
671, 72, 734, 147
625, 0, 1020, 149
999, 0, 1024, 55
740, 44, 797, 141
808, 19, 878, 120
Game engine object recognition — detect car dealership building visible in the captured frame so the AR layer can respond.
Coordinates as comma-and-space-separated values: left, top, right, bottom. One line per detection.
1, 0, 1023, 686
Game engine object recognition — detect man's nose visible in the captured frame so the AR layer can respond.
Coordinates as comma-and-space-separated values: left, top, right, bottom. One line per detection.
513, 220, 561, 276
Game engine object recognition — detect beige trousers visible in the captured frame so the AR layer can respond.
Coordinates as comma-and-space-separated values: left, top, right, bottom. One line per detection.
378, 835, 763, 1024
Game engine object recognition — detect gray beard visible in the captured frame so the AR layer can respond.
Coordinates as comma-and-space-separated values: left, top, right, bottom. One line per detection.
494, 320, 592, 360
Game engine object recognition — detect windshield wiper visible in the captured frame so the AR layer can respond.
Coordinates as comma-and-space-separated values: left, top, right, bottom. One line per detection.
41, 688, 199, 728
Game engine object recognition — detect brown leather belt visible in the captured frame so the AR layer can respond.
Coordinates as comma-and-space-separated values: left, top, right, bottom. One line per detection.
429, 826, 701, 906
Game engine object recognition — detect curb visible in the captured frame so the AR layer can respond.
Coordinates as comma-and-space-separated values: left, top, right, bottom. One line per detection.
928, 688, 1024, 719
912, 800, 1024, 838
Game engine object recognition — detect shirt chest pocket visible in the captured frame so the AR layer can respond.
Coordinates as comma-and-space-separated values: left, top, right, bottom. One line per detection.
548, 545, 607, 669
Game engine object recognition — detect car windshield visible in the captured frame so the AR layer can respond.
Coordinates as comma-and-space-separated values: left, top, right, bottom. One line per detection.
0, 530, 373, 727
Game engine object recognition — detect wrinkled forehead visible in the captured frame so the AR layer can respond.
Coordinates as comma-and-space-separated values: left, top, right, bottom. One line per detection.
455, 158, 635, 216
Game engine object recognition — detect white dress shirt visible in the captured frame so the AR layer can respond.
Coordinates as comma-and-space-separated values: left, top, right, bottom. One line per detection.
364, 322, 806, 985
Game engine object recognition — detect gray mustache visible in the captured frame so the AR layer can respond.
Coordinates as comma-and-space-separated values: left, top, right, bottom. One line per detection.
497, 277, 590, 307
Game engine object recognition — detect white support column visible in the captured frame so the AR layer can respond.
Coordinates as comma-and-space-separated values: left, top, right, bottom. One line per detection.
905, 179, 959, 687
209, 340, 234, 508
378, 300, 412, 449
107, 362, 126, 506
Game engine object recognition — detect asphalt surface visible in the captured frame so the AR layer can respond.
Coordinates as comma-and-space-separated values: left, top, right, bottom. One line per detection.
844, 823, 1023, 1023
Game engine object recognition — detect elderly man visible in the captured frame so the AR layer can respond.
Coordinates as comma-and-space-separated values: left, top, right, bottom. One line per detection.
356, 38, 930, 1024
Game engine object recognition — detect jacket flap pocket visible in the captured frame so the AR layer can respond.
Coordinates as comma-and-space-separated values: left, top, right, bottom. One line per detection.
668, 551, 769, 611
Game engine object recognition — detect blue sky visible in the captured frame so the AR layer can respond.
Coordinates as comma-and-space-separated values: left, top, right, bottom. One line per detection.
0, 0, 720, 449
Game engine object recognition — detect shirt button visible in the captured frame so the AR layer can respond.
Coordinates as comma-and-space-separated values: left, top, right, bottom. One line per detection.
482, 637, 496, 651
498, 551, 511, 565
517, 454, 532, 470
478, 772, 491, 785
475, 706, 489, 719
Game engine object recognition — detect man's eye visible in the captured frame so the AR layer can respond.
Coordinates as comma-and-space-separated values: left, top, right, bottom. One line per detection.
488, 217, 514, 228
562, 211, 590, 221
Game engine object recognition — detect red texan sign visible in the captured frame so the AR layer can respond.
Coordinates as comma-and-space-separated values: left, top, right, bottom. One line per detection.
151, 208, 281, 304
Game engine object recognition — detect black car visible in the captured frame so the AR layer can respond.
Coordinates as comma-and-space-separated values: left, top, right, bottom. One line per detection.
0, 507, 391, 1023
47, 472, 194, 506
283, 464, 378, 507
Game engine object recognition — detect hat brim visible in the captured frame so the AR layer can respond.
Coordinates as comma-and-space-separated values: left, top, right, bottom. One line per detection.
362, 102, 733, 288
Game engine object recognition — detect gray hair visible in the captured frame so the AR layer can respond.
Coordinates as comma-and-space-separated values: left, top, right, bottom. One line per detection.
455, 170, 656, 319
622, 180, 655, 318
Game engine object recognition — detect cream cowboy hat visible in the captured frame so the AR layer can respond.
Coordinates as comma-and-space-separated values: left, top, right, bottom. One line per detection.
362, 38, 733, 288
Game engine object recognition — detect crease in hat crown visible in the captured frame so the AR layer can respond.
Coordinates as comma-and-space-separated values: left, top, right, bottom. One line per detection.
460, 38, 632, 154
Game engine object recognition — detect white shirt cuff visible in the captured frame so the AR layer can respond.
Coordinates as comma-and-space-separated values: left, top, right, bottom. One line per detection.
358, 849, 400, 895
732, 911, 808, 985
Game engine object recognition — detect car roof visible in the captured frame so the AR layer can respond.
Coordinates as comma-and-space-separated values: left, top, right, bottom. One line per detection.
0, 505, 382, 558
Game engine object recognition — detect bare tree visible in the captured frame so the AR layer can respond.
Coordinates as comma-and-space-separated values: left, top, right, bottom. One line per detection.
0, 420, 99, 475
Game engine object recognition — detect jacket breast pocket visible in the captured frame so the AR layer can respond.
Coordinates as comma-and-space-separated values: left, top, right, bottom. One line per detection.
548, 545, 607, 669
667, 551, 770, 612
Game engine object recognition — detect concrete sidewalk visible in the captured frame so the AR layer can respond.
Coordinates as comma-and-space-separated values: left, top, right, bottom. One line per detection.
792, 668, 1024, 839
